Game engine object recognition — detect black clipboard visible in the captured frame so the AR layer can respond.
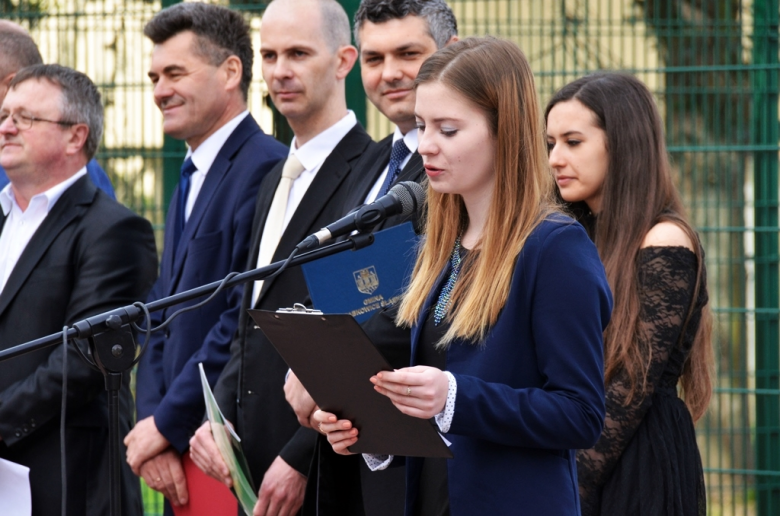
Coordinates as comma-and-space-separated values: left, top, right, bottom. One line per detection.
248, 308, 453, 458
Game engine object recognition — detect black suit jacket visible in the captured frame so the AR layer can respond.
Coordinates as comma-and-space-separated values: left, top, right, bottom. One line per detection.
0, 176, 158, 516
305, 133, 426, 516
213, 123, 374, 499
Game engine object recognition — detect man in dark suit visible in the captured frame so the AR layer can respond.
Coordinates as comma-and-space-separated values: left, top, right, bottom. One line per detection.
188, 0, 374, 514
0, 64, 157, 516
123, 3, 287, 513
0, 20, 116, 198
340, 0, 457, 215
282, 1, 459, 513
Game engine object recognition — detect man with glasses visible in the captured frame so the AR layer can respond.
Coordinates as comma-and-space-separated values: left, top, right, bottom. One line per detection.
0, 20, 116, 198
0, 64, 157, 516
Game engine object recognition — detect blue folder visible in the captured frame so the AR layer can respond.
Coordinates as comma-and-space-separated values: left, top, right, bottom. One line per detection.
301, 222, 419, 322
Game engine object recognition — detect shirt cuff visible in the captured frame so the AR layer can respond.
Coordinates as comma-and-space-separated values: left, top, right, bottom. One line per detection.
434, 371, 457, 434
362, 453, 393, 471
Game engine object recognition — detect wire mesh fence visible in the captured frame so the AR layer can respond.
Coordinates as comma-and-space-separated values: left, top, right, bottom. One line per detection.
0, 1, 777, 515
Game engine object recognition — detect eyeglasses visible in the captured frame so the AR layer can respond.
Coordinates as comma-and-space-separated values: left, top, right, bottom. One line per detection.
0, 112, 78, 131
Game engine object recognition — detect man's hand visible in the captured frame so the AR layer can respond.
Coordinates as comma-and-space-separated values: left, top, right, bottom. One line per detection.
189, 421, 232, 487
124, 416, 171, 475
284, 371, 317, 428
139, 448, 189, 507
253, 456, 306, 516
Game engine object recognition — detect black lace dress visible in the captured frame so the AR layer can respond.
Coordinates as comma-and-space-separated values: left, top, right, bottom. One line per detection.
577, 246, 708, 516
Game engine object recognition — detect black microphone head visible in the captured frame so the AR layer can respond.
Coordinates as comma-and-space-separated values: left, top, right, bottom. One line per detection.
389, 181, 426, 216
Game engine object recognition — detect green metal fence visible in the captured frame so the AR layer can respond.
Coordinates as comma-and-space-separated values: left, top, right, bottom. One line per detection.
0, 1, 777, 515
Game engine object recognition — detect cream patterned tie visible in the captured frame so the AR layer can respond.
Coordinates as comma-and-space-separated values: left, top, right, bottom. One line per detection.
252, 154, 306, 305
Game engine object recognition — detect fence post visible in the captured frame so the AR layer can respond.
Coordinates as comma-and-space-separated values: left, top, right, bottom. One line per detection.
752, 0, 780, 514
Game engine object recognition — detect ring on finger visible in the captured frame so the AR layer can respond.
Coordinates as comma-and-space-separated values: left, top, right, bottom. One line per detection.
406, 386, 411, 396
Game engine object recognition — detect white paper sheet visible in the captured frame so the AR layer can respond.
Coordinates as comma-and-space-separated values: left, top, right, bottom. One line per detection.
0, 457, 31, 516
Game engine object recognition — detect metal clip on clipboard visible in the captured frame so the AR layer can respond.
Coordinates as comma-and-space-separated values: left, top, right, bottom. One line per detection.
254, 304, 322, 329
275, 303, 323, 315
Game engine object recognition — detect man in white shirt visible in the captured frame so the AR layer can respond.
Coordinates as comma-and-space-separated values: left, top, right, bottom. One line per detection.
122, 4, 287, 514
188, 0, 374, 514
0, 64, 157, 516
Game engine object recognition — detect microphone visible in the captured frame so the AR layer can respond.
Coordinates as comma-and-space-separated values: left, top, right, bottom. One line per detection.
298, 181, 425, 250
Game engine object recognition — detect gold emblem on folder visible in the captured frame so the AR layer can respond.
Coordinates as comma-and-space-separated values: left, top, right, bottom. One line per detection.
354, 266, 379, 295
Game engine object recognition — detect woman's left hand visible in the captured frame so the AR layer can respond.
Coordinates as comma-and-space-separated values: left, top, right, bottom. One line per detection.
371, 366, 449, 419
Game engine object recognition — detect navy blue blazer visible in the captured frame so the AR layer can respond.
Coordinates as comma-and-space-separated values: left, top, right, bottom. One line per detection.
405, 217, 612, 515
135, 115, 287, 451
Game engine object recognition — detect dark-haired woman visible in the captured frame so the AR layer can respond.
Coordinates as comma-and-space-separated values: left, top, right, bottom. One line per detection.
546, 72, 712, 516
315, 37, 613, 515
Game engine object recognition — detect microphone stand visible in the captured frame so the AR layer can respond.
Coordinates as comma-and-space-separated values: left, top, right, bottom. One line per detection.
0, 232, 376, 516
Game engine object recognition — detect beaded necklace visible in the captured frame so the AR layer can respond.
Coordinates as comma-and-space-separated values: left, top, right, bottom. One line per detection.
433, 236, 462, 326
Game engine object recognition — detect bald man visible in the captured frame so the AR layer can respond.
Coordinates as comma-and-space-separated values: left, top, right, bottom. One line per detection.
189, 0, 375, 514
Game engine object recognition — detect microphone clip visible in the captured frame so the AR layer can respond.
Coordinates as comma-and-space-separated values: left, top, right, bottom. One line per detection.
347, 231, 375, 250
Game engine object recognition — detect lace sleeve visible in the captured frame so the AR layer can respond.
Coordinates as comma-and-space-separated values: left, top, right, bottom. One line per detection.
576, 247, 699, 515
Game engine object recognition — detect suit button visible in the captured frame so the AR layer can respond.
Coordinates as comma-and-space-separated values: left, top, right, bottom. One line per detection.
14, 429, 21, 437
30, 419, 36, 428
165, 329, 171, 338
21, 425, 29, 433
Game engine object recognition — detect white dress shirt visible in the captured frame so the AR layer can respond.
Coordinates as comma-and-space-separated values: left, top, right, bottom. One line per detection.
0, 167, 88, 293
362, 127, 418, 204
250, 111, 357, 304
281, 111, 357, 230
183, 110, 250, 221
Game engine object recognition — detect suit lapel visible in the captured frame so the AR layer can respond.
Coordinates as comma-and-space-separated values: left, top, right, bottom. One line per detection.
255, 125, 368, 304
0, 176, 95, 318
344, 135, 392, 211
168, 116, 261, 294
245, 162, 283, 274
161, 200, 178, 287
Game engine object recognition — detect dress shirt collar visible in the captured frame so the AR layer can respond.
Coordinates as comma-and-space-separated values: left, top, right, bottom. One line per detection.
393, 126, 419, 154
0, 166, 88, 216
185, 110, 250, 174
288, 111, 357, 171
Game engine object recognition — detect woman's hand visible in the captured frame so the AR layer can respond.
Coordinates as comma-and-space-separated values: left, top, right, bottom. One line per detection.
371, 366, 449, 419
311, 409, 358, 455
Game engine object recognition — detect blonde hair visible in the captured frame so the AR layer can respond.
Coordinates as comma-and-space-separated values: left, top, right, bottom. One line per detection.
397, 37, 559, 345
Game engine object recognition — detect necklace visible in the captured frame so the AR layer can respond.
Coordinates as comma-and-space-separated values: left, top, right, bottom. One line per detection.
434, 236, 462, 326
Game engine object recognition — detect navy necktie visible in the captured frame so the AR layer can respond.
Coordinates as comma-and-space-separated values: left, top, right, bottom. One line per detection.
174, 157, 197, 250
377, 139, 411, 197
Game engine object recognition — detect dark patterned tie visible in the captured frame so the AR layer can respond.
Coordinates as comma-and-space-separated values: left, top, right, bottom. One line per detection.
173, 157, 197, 250
377, 138, 411, 197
